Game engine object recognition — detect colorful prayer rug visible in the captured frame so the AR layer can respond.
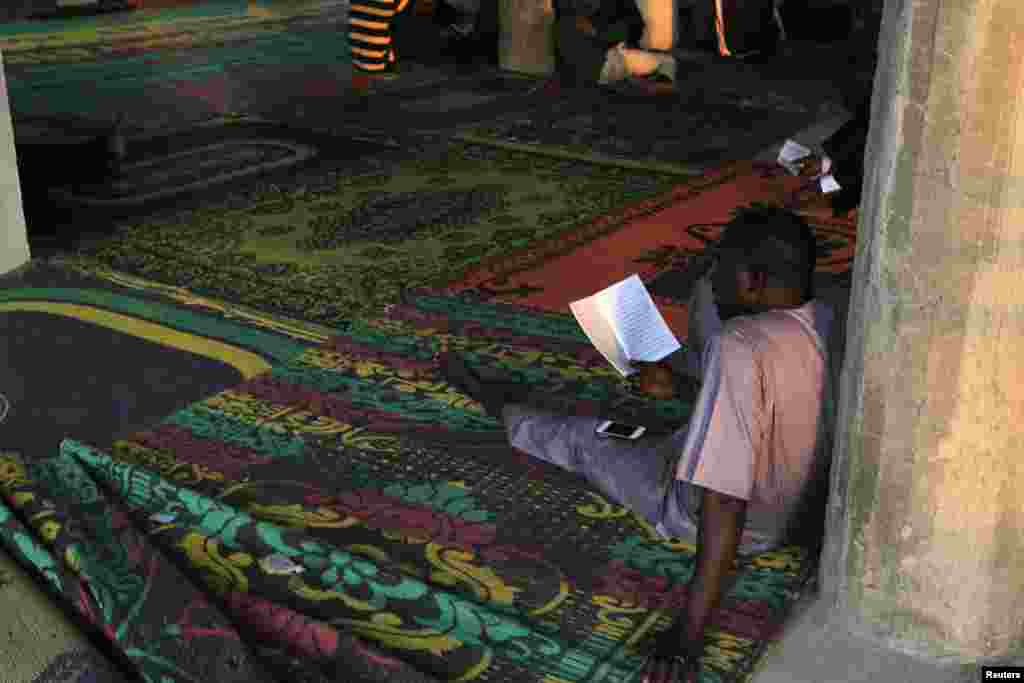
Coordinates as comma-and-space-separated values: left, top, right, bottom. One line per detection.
0, 288, 816, 683
0, 262, 333, 683
63, 133, 690, 327
442, 161, 858, 336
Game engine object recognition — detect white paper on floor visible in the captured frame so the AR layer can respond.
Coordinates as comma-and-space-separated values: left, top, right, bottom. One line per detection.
778, 138, 812, 175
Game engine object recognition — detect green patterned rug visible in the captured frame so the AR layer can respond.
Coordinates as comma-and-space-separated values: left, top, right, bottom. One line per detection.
2, 0, 349, 123
64, 131, 690, 327
0, 286, 816, 683
0, 0, 347, 55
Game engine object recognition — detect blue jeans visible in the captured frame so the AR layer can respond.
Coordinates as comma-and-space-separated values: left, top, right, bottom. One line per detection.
502, 404, 700, 543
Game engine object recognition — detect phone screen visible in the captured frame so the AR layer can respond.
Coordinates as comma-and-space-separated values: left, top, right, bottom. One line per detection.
601, 422, 641, 438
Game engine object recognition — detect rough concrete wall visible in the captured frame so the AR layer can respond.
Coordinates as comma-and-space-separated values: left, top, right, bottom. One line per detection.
0, 51, 32, 276
821, 0, 1024, 661
498, 0, 556, 76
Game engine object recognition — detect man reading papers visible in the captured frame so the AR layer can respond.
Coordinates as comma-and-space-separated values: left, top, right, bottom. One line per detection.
439, 205, 840, 683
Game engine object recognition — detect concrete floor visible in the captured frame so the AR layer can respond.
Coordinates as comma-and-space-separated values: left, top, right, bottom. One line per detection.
750, 586, 974, 683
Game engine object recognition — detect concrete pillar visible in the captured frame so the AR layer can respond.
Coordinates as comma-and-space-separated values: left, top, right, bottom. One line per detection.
821, 0, 1024, 661
0, 51, 31, 277
498, 0, 556, 76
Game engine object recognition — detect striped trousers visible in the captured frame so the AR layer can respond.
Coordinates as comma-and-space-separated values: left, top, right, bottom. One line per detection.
349, 0, 413, 74
692, 0, 779, 58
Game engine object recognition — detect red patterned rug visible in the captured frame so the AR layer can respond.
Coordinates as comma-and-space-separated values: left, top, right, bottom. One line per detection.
441, 160, 858, 338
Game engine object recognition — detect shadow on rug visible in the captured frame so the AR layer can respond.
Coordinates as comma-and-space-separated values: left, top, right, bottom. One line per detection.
257, 68, 562, 139
0, 261, 323, 459
453, 81, 820, 175
0, 289, 816, 683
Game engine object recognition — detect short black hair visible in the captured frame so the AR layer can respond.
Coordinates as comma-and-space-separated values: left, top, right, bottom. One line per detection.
716, 204, 817, 298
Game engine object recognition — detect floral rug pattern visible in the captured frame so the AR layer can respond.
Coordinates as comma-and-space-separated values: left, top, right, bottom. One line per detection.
0, 288, 816, 683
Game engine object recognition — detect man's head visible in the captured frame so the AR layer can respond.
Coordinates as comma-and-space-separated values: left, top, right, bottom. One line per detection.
709, 204, 817, 321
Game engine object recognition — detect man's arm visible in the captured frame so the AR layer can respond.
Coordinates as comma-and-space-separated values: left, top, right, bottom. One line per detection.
681, 486, 747, 658
641, 485, 747, 682
646, 272, 723, 386
643, 330, 759, 682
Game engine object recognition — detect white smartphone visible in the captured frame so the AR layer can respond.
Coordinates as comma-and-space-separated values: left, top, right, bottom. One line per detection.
595, 420, 646, 440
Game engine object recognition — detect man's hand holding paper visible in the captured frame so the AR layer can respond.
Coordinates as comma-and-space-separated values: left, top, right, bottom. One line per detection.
629, 360, 680, 399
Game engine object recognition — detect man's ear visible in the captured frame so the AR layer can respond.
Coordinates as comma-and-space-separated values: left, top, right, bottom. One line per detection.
740, 268, 770, 296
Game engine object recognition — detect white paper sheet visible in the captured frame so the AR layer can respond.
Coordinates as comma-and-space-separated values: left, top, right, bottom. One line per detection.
778, 139, 812, 175
570, 275, 681, 376
569, 295, 632, 376
779, 139, 811, 163
820, 174, 842, 193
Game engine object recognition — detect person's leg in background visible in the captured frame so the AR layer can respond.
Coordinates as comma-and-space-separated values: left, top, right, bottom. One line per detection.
436, 0, 499, 65
601, 44, 678, 97
826, 0, 878, 215
635, 0, 676, 51
349, 0, 414, 94
689, 0, 715, 50
823, 96, 870, 216
616, 44, 676, 80
723, 0, 779, 58
554, 14, 614, 87
473, 0, 500, 63
597, 42, 676, 86
772, 0, 787, 42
